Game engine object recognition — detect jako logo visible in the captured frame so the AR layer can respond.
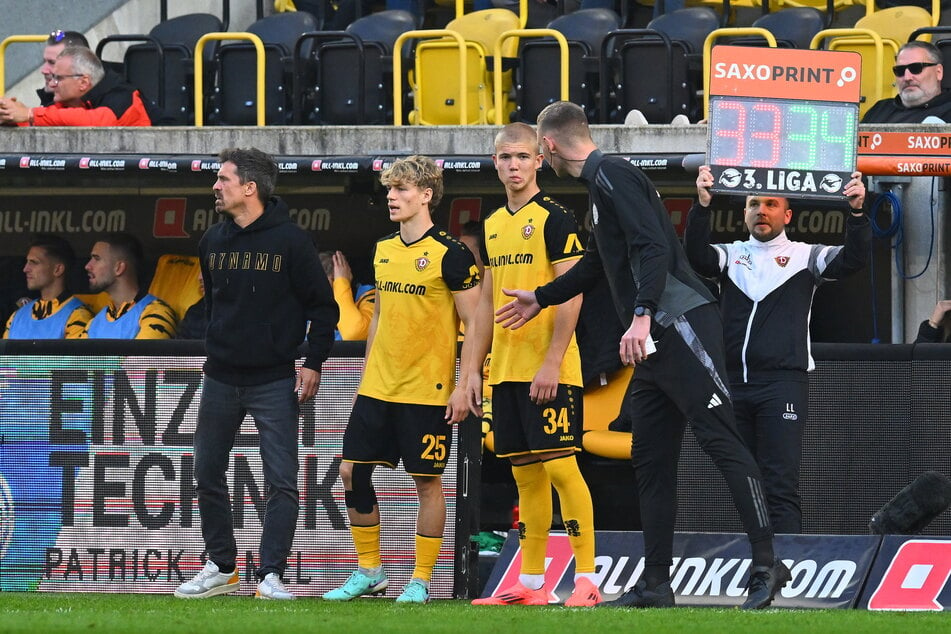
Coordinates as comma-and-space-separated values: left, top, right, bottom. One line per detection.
868, 540, 951, 610
0, 473, 14, 560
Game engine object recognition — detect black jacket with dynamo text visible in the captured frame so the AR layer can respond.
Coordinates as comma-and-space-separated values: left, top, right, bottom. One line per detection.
198, 196, 338, 386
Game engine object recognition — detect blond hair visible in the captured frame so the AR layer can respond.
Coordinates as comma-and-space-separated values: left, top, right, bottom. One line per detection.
380, 155, 444, 210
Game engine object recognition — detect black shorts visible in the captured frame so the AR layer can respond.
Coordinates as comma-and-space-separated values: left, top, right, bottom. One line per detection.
491, 382, 582, 458
342, 395, 453, 476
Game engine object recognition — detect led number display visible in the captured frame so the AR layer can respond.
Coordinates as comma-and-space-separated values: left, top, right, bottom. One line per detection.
707, 96, 858, 200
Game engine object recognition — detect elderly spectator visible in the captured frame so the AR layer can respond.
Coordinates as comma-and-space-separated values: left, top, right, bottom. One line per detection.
0, 47, 158, 126
37, 30, 90, 106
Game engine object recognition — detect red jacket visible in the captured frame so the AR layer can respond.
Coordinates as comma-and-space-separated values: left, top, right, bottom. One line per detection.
30, 70, 153, 126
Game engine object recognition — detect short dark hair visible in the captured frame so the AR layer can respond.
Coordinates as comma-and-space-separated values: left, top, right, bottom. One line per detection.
99, 232, 144, 279
47, 30, 89, 48
536, 101, 592, 146
319, 251, 334, 278
218, 147, 279, 204
30, 233, 76, 270
461, 220, 482, 240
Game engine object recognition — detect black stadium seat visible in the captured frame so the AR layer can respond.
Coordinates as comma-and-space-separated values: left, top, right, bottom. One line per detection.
512, 8, 621, 123
96, 13, 223, 125
294, 10, 416, 125
747, 7, 826, 49
210, 12, 319, 125
600, 7, 718, 124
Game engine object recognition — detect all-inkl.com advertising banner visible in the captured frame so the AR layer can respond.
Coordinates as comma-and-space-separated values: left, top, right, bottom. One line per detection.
0, 355, 458, 598
481, 531, 879, 608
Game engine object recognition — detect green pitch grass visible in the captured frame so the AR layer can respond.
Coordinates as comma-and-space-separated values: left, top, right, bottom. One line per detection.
0, 594, 947, 633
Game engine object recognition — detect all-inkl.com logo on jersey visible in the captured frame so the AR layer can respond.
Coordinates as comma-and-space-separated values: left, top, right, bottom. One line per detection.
0, 473, 14, 560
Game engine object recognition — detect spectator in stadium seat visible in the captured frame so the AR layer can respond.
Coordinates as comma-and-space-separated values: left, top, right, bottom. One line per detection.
175, 272, 207, 340
467, 123, 601, 607
863, 41, 951, 124
323, 155, 480, 605
495, 101, 788, 609
37, 30, 89, 107
320, 250, 375, 340
2, 234, 93, 339
685, 166, 870, 535
915, 299, 951, 343
175, 147, 337, 601
84, 232, 178, 339
0, 47, 158, 127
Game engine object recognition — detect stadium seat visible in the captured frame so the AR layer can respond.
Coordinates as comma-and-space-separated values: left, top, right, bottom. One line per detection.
74, 292, 111, 316
294, 10, 416, 125
148, 254, 202, 323
96, 13, 224, 125
771, 0, 849, 27
599, 7, 718, 123
405, 8, 521, 125
580, 366, 633, 461
750, 7, 826, 48
698, 7, 825, 50
511, 8, 621, 123
209, 12, 319, 125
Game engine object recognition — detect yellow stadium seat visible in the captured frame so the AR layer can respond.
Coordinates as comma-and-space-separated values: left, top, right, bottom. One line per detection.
148, 254, 202, 322
407, 8, 520, 125
74, 292, 111, 315
812, 2, 935, 118
581, 366, 634, 461
812, 27, 895, 119
861, 0, 940, 27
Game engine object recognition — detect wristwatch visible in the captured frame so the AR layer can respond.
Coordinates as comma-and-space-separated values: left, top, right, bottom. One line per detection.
634, 306, 653, 318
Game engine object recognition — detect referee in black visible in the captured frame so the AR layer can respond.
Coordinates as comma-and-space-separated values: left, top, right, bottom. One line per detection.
495, 101, 789, 610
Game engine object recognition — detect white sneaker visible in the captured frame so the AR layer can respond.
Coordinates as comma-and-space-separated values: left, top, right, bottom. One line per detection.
256, 572, 295, 600
174, 560, 240, 599
624, 109, 649, 125
670, 114, 691, 126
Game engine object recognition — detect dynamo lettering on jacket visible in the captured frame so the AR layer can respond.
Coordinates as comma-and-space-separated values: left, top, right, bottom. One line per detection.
206, 251, 283, 272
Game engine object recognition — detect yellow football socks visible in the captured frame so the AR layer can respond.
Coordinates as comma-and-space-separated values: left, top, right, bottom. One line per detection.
512, 461, 553, 576
412, 534, 443, 582
543, 455, 596, 574
351, 524, 382, 570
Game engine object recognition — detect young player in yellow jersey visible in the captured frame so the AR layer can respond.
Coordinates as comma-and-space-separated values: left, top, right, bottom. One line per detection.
467, 123, 600, 607
324, 155, 481, 604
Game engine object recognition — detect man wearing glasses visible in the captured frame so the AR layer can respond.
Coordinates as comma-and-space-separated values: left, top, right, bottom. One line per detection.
863, 41, 951, 123
0, 46, 155, 126
37, 30, 89, 106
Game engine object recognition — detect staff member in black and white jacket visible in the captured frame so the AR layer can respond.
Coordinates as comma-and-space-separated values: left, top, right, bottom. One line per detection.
685, 167, 870, 534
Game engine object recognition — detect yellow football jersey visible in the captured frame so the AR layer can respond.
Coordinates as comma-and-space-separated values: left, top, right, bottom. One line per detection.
359, 226, 480, 405
481, 192, 584, 387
